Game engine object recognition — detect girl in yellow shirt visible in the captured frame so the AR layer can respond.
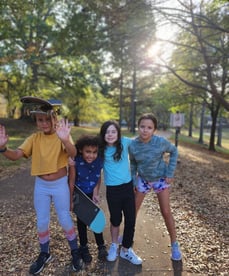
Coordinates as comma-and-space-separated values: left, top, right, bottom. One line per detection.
0, 97, 82, 274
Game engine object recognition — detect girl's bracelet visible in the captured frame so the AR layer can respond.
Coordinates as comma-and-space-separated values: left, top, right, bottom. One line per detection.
0, 147, 7, 153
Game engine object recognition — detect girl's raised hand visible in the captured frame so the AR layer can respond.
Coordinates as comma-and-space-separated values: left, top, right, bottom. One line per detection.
56, 119, 71, 141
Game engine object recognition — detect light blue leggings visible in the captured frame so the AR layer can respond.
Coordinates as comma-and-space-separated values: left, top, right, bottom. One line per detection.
34, 176, 76, 244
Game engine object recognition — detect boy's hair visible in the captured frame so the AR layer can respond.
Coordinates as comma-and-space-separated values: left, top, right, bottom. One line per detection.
137, 113, 158, 130
75, 135, 100, 153
99, 120, 122, 161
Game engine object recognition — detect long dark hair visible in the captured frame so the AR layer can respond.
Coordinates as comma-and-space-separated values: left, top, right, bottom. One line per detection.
99, 120, 123, 161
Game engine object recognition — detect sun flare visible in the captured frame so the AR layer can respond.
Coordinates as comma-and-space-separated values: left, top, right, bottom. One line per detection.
147, 42, 162, 58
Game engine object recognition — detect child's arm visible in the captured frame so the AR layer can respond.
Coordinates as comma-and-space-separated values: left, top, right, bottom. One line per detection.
68, 158, 75, 211
164, 139, 178, 183
0, 125, 24, 160
129, 149, 138, 187
56, 119, 77, 158
92, 176, 101, 204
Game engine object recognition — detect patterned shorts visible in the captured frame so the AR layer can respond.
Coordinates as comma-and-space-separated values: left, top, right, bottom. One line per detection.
137, 176, 170, 194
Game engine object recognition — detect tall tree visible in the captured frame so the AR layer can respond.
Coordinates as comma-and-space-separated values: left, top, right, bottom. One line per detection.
0, 0, 112, 121
93, 0, 157, 128
153, 0, 229, 150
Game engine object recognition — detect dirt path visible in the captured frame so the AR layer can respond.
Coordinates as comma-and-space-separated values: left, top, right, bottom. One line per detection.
0, 139, 228, 275
0, 165, 192, 276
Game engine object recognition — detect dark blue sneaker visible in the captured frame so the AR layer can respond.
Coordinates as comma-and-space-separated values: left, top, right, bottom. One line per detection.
79, 245, 92, 263
29, 252, 52, 274
98, 245, 108, 261
71, 249, 83, 271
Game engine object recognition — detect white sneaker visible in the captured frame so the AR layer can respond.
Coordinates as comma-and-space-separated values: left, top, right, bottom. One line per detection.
107, 243, 118, 262
120, 247, 142, 265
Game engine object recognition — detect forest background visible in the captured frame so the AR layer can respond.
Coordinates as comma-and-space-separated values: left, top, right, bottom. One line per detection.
0, 1, 228, 275
0, 0, 228, 152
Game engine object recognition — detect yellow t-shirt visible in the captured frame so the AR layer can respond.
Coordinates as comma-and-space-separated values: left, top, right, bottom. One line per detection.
19, 132, 73, 176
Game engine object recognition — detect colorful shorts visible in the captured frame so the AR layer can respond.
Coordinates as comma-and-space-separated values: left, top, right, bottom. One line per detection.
137, 176, 170, 194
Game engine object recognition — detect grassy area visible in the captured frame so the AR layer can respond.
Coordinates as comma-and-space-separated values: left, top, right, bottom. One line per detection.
1, 119, 228, 171
170, 128, 229, 154
0, 118, 36, 170
71, 126, 133, 141
0, 119, 134, 170
0, 122, 99, 169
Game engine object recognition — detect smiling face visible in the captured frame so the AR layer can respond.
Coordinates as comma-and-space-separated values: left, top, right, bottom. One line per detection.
81, 145, 98, 163
138, 118, 156, 143
104, 124, 118, 146
35, 113, 55, 134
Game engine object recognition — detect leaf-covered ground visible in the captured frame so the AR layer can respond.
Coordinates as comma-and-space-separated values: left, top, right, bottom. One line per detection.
165, 144, 228, 275
0, 142, 228, 275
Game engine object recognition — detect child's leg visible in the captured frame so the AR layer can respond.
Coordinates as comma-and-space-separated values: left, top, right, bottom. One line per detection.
77, 217, 92, 263
106, 185, 122, 262
94, 232, 108, 260
94, 232, 105, 247
157, 189, 176, 243
109, 225, 119, 243
77, 217, 88, 247
157, 188, 182, 260
49, 176, 83, 270
51, 177, 77, 248
106, 186, 122, 244
122, 183, 136, 249
30, 177, 53, 275
135, 190, 146, 216
135, 176, 150, 216
34, 177, 51, 252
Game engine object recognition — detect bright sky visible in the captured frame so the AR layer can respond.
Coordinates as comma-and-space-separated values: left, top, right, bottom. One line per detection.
147, 0, 182, 60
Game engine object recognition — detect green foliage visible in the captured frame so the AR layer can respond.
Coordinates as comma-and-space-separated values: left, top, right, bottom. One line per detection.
158, 0, 229, 150
0, 0, 228, 142
172, 129, 229, 154
69, 87, 118, 124
0, 0, 105, 117
0, 118, 134, 169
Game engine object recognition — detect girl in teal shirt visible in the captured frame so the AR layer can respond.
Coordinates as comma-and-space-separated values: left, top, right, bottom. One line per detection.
100, 120, 142, 265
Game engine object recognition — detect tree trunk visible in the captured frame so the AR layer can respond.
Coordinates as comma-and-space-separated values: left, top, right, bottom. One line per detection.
130, 65, 137, 134
209, 116, 217, 151
119, 69, 123, 127
216, 119, 222, 147
188, 101, 193, 137
199, 101, 205, 144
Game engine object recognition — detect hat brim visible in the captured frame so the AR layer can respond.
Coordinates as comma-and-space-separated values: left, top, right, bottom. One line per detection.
30, 110, 51, 115
21, 96, 61, 115
21, 96, 52, 107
